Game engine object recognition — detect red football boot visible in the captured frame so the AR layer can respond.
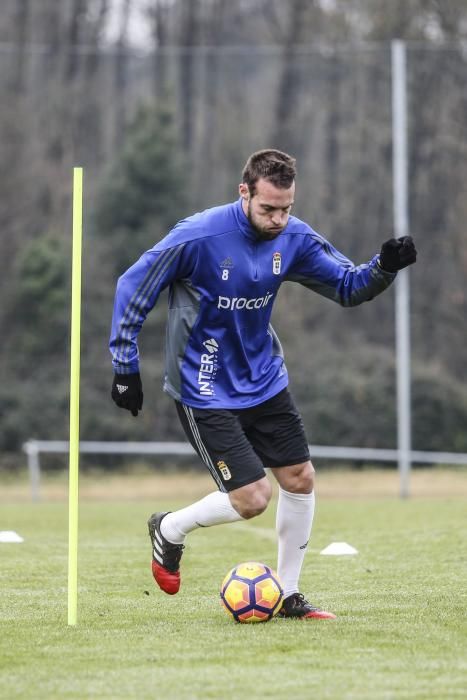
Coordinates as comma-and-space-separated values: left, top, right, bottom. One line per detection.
147, 512, 184, 595
278, 592, 336, 620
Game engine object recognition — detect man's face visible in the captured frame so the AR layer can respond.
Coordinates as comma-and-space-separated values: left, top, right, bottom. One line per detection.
239, 178, 295, 241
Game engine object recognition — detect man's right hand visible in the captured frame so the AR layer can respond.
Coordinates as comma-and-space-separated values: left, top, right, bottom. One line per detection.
111, 373, 143, 417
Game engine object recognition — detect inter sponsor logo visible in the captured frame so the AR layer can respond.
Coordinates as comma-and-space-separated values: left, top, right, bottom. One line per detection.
198, 338, 219, 396
203, 338, 218, 354
217, 292, 274, 311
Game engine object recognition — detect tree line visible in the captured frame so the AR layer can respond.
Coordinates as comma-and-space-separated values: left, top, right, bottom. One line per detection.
1, 0, 467, 466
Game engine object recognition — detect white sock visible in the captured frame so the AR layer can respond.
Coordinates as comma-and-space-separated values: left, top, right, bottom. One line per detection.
160, 491, 244, 544
276, 487, 315, 599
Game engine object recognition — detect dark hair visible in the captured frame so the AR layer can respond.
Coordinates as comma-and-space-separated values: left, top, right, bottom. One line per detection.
241, 149, 296, 195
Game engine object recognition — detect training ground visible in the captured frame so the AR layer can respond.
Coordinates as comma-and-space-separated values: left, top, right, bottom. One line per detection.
1, 467, 466, 699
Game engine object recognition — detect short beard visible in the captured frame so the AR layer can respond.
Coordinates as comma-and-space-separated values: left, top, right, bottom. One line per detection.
246, 201, 283, 241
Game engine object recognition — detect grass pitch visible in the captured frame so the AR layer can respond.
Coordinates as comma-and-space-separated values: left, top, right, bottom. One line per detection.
0, 470, 466, 699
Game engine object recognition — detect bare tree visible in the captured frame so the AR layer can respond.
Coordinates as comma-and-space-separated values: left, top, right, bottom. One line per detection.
178, 0, 200, 150
199, 0, 229, 171
10, 0, 30, 93
85, 0, 110, 75
148, 0, 172, 101
113, 0, 132, 146
65, 0, 88, 80
271, 0, 317, 151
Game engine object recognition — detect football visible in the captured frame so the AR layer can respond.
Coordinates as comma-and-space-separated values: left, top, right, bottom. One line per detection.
220, 561, 283, 623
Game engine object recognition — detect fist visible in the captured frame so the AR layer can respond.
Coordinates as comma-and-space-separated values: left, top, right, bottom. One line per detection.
111, 373, 143, 417
379, 236, 417, 273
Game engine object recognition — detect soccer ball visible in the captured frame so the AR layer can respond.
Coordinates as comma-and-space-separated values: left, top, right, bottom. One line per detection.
220, 561, 283, 623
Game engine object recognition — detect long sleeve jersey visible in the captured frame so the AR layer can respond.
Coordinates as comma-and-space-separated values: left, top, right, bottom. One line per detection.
110, 198, 396, 409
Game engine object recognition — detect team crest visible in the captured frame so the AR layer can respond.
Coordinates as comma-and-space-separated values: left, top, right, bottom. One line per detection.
217, 460, 232, 481
273, 252, 281, 275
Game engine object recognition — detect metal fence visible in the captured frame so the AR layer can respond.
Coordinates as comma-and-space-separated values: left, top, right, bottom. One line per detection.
23, 439, 467, 502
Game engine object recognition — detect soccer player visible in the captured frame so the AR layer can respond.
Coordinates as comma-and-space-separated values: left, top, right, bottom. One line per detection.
110, 149, 417, 619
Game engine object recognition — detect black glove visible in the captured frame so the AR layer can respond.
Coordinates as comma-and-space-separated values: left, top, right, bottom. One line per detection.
111, 373, 143, 417
379, 236, 417, 273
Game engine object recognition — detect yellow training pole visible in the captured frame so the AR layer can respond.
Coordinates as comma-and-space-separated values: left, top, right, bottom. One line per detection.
68, 167, 83, 626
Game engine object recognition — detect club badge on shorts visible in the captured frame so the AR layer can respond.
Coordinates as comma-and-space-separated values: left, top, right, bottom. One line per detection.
217, 460, 232, 481
273, 252, 281, 275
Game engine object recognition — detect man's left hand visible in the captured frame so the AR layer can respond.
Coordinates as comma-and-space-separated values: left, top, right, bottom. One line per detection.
379, 236, 417, 273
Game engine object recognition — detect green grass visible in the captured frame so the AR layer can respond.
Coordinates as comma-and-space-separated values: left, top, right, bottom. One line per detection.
1, 492, 466, 699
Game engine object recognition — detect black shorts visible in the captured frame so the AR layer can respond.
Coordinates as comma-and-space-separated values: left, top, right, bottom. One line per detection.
175, 388, 310, 493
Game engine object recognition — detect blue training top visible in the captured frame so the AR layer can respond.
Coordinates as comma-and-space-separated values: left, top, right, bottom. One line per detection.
110, 198, 396, 408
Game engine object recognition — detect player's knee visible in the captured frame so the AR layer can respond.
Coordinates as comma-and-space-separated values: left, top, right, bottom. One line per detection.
240, 495, 269, 519
230, 478, 272, 519
300, 466, 315, 494
281, 462, 315, 494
